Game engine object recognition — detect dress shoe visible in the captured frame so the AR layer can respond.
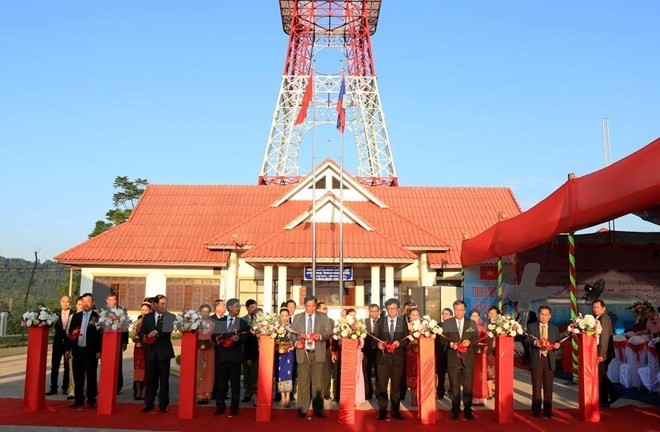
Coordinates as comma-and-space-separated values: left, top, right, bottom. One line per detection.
436, 393, 445, 400
465, 413, 476, 421
532, 412, 541, 418
88, 401, 97, 409
229, 409, 238, 416
159, 406, 168, 413
214, 407, 226, 415
68, 402, 83, 408
62, 389, 68, 395
141, 405, 155, 413
391, 412, 404, 420
544, 413, 553, 419
610, 393, 621, 405
314, 412, 327, 418
197, 399, 209, 405
241, 396, 252, 402
449, 413, 459, 420
46, 389, 58, 396
66, 396, 75, 400
297, 411, 307, 418
377, 411, 387, 420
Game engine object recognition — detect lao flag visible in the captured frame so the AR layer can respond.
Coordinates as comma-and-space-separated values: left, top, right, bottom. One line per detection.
294, 74, 313, 125
336, 77, 346, 133
479, 265, 498, 280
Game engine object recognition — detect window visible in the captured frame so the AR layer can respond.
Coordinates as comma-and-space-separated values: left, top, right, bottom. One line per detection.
239, 279, 293, 313
166, 278, 220, 312
92, 276, 146, 311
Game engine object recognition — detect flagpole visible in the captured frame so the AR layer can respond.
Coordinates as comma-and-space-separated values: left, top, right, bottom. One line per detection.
311, 68, 317, 297
338, 72, 345, 308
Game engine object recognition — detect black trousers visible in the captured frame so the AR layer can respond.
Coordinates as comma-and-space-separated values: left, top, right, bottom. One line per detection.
117, 351, 123, 393
145, 358, 170, 408
448, 364, 474, 415
436, 350, 448, 396
50, 341, 69, 391
72, 347, 97, 404
599, 358, 618, 403
216, 361, 241, 411
376, 361, 403, 414
363, 351, 378, 398
531, 358, 554, 416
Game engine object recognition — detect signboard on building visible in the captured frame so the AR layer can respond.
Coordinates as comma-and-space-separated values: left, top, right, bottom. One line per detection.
304, 266, 353, 281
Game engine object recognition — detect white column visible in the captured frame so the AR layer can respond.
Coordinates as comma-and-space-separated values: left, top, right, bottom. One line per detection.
355, 280, 365, 307
370, 265, 381, 306
277, 265, 288, 311
80, 268, 94, 295
263, 265, 274, 314
385, 265, 395, 300
226, 251, 238, 300
419, 253, 436, 286
146, 272, 166, 298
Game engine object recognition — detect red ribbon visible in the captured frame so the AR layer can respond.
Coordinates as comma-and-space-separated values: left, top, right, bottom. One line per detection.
68, 328, 80, 341
613, 340, 628, 360
628, 342, 646, 362
143, 335, 156, 345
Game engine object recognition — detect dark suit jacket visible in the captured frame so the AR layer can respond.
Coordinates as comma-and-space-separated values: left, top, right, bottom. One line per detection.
139, 311, 176, 361
66, 310, 103, 354
364, 317, 380, 354
213, 315, 249, 363
53, 309, 73, 347
375, 315, 410, 367
525, 322, 560, 370
241, 314, 258, 361
440, 317, 479, 368
597, 313, 615, 361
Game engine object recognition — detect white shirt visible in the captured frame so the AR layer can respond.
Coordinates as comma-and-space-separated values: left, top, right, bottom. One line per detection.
305, 313, 316, 350
457, 318, 464, 338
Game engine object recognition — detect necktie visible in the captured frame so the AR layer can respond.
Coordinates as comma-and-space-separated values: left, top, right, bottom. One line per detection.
389, 319, 395, 341
458, 319, 463, 338
307, 315, 314, 349
62, 310, 69, 328
372, 319, 376, 332
156, 314, 163, 332
228, 317, 234, 331
541, 325, 548, 357
79, 312, 90, 347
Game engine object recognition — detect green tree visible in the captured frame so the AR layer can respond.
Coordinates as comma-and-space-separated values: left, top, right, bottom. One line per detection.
88, 176, 148, 238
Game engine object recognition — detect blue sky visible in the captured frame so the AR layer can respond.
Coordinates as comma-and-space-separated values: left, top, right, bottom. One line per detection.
1, 1, 659, 261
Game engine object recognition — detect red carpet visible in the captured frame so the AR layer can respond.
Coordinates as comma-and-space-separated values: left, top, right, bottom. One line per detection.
1, 398, 658, 432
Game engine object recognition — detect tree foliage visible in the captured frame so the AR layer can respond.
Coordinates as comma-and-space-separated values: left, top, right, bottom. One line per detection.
89, 176, 148, 238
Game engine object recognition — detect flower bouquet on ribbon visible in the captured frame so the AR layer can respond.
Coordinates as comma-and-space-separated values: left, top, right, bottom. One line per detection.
21, 306, 58, 328
96, 307, 133, 332
332, 315, 368, 341
174, 309, 204, 333
567, 313, 602, 337
408, 315, 443, 340
487, 314, 524, 338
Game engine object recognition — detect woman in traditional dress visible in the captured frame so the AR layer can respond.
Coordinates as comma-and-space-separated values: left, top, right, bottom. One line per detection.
132, 302, 151, 400
196, 303, 215, 404
277, 308, 295, 407
486, 306, 500, 399
470, 309, 488, 405
405, 307, 421, 406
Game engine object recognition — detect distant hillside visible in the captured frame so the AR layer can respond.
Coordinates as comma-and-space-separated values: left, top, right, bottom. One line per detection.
0, 256, 71, 311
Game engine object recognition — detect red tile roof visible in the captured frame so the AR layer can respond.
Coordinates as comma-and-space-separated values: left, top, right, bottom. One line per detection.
56, 175, 521, 267
240, 223, 417, 261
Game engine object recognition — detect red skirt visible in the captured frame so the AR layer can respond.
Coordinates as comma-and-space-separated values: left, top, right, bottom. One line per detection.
133, 346, 145, 382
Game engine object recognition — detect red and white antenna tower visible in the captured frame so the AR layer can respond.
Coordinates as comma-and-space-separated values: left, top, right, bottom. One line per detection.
259, 0, 397, 186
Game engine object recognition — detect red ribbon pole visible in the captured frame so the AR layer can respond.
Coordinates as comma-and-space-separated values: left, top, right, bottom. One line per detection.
256, 335, 275, 422
495, 335, 514, 424
578, 333, 600, 422
23, 326, 54, 413
417, 337, 436, 424
97, 331, 121, 415
338, 338, 358, 424
178, 331, 198, 420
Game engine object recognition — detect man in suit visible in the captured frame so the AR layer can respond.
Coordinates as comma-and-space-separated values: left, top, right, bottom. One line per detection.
592, 299, 620, 408
290, 295, 333, 418
241, 299, 259, 403
209, 298, 226, 401
435, 307, 453, 399
139, 294, 176, 413
525, 305, 561, 418
375, 298, 410, 421
441, 299, 479, 420
213, 298, 249, 416
105, 292, 128, 395
362, 303, 380, 399
66, 293, 102, 409
47, 295, 72, 396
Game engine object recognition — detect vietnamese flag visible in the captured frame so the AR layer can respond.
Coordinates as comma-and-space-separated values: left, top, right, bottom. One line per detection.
336, 76, 346, 133
294, 74, 313, 125
480, 265, 498, 280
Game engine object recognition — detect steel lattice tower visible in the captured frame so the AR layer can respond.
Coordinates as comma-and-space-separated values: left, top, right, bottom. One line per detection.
259, 0, 397, 186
